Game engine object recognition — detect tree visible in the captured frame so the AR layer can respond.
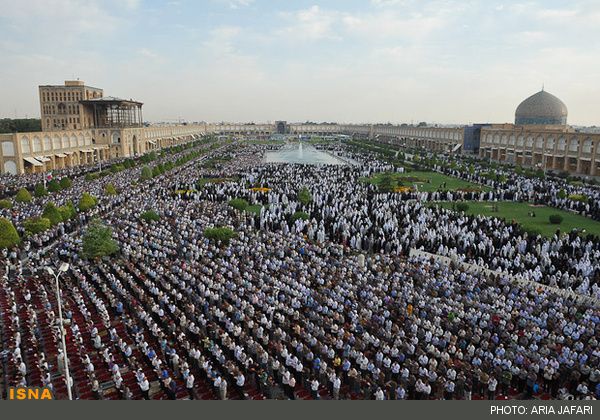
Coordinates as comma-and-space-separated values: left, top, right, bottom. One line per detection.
152, 166, 161, 177
110, 164, 119, 173
59, 177, 73, 189
0, 218, 20, 249
378, 173, 395, 193
228, 199, 248, 212
15, 188, 32, 203
298, 186, 313, 205
34, 183, 48, 197
58, 200, 76, 221
515, 164, 523, 175
292, 211, 309, 221
557, 188, 567, 199
203, 227, 236, 246
498, 174, 507, 183
82, 217, 119, 259
139, 211, 160, 222
24, 217, 51, 234
78, 192, 97, 212
105, 184, 117, 195
47, 179, 62, 192
42, 202, 63, 226
141, 166, 152, 180
549, 214, 563, 225
0, 200, 12, 209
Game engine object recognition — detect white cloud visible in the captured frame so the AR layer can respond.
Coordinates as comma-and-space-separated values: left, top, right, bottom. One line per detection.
140, 48, 159, 59
219, 0, 255, 9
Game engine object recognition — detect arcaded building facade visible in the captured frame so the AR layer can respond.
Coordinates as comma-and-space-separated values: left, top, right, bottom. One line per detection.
479, 89, 600, 176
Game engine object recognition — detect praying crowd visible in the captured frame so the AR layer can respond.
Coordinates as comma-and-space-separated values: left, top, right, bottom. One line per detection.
1, 138, 600, 400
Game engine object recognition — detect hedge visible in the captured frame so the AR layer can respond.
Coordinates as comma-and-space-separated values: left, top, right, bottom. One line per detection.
0, 200, 12, 209
549, 214, 564, 225
34, 183, 48, 197
15, 188, 32, 203
203, 227, 236, 245
456, 203, 470, 212
24, 217, 51, 235
59, 177, 73, 189
139, 211, 160, 222
47, 179, 62, 192
228, 199, 248, 212
42, 202, 62, 226
521, 224, 542, 238
292, 211, 309, 221
0, 218, 20, 249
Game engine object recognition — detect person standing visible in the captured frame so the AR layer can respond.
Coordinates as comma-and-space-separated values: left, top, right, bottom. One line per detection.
186, 373, 195, 400
488, 376, 498, 400
333, 375, 341, 400
140, 375, 150, 400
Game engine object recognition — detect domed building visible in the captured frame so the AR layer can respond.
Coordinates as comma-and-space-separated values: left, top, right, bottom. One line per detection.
515, 89, 568, 126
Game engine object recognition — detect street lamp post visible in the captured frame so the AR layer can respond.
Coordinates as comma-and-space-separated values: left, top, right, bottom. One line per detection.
45, 263, 72, 400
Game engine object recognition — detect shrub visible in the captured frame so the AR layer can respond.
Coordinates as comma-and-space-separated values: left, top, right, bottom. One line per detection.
116, 164, 125, 172
85, 173, 100, 181
59, 177, 73, 189
34, 183, 48, 197
141, 166, 152, 180
0, 218, 20, 249
47, 179, 62, 192
78, 192, 97, 212
23, 217, 51, 234
228, 199, 248, 212
139, 211, 160, 222
15, 188, 32, 203
99, 170, 110, 177
42, 202, 63, 226
152, 166, 161, 177
59, 201, 77, 221
110, 164, 119, 173
549, 214, 564, 225
557, 188, 567, 199
81, 217, 119, 259
298, 186, 313, 205
105, 184, 117, 195
456, 203, 470, 212
568, 194, 589, 204
292, 211, 309, 221
204, 227, 236, 246
521, 224, 542, 238
0, 200, 12, 209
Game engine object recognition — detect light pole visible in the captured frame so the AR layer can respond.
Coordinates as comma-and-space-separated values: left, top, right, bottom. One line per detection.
45, 263, 73, 400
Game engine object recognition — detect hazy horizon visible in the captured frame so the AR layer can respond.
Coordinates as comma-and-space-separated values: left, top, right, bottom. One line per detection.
2, 0, 600, 126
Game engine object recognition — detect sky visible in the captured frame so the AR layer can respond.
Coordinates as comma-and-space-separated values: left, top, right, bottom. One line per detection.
1, 0, 600, 126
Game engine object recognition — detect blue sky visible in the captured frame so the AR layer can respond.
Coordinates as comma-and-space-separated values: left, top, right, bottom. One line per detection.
1, 0, 600, 125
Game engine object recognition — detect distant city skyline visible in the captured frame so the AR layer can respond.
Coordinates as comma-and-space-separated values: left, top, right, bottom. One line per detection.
1, 0, 600, 126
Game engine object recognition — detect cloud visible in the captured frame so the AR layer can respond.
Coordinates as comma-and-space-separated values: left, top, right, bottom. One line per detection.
140, 48, 159, 59
219, 0, 255, 9
276, 6, 343, 42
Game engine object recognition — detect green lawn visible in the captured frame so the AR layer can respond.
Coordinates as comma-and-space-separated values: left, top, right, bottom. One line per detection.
246, 204, 269, 214
432, 201, 600, 238
361, 171, 490, 193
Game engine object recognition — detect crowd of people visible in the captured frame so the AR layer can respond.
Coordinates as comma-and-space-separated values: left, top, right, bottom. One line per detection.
1, 138, 600, 400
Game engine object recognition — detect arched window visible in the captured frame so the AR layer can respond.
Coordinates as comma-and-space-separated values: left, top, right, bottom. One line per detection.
517, 135, 524, 147
21, 136, 30, 154
501, 134, 507, 145
53, 135, 60, 150
2, 141, 15, 156
535, 136, 544, 149
44, 135, 51, 151
62, 134, 69, 149
557, 137, 566, 151
526, 135, 533, 148
509, 134, 515, 146
569, 138, 579, 153
493, 134, 500, 144
111, 132, 120, 144
70, 134, 77, 148
546, 136, 555, 151
582, 138, 593, 154
85, 133, 91, 146
4, 160, 17, 174
32, 136, 42, 153
78, 134, 84, 147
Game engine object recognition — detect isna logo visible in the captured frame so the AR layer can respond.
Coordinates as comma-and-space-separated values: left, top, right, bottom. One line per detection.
8, 386, 54, 400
